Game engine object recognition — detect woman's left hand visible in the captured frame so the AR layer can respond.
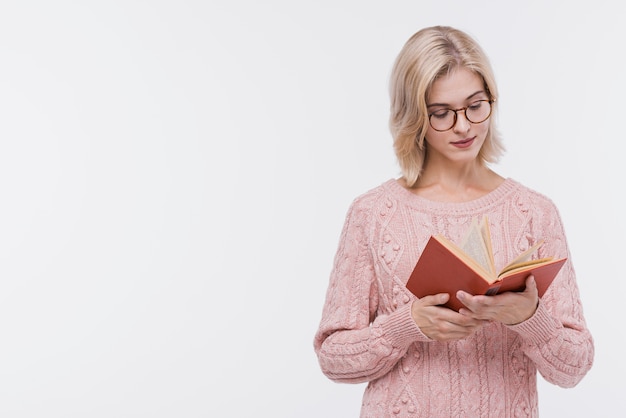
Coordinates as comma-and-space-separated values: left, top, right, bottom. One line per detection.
456, 275, 539, 325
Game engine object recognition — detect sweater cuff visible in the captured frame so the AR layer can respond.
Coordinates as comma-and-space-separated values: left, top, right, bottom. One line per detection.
506, 301, 560, 345
380, 303, 432, 348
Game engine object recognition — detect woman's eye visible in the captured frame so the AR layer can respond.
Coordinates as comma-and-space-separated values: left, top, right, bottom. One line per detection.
468, 101, 484, 110
431, 110, 450, 119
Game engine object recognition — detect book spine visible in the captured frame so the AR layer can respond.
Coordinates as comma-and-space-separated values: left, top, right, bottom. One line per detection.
485, 286, 500, 296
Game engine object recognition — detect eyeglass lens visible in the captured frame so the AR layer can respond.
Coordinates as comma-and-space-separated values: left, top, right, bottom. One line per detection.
429, 100, 492, 131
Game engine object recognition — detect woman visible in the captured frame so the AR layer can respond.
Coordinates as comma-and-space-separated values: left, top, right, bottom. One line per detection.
313, 26, 593, 417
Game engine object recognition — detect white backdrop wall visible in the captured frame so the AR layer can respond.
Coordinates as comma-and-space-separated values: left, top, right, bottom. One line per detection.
0, 1, 622, 417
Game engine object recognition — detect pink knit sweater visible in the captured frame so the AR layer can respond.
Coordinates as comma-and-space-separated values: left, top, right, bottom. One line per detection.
314, 179, 594, 418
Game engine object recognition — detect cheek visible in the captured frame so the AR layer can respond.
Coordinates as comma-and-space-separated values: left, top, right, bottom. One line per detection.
477, 120, 491, 136
472, 123, 490, 146
423, 128, 445, 146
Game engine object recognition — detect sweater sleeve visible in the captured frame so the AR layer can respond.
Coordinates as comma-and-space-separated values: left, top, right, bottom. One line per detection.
313, 196, 426, 384
507, 201, 594, 388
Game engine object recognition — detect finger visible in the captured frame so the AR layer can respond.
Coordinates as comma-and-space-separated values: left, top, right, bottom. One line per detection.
456, 291, 499, 321
418, 293, 449, 307
525, 275, 537, 292
456, 290, 484, 308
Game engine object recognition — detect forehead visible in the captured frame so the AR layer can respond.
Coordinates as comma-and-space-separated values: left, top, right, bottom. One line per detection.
427, 68, 485, 104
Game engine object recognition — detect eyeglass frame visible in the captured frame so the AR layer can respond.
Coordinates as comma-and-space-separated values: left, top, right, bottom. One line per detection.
427, 99, 495, 132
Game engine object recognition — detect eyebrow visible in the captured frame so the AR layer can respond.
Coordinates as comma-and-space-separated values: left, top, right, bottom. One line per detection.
427, 91, 487, 108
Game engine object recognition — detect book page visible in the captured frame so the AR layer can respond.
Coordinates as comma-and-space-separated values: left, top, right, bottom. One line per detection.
459, 218, 495, 277
459, 217, 479, 250
498, 257, 555, 277
500, 240, 544, 275
479, 216, 496, 276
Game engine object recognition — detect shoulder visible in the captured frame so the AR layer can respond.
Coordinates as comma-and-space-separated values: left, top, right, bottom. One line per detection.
507, 179, 560, 211
505, 180, 565, 229
343, 180, 398, 223
347, 180, 399, 211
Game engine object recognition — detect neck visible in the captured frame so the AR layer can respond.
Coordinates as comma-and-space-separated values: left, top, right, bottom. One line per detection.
406, 163, 504, 203
419, 159, 486, 185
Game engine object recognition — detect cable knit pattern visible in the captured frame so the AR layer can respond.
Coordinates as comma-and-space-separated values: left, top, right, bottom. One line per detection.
314, 178, 594, 418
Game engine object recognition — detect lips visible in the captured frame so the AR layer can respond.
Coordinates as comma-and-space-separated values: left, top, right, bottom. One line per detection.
451, 137, 475, 148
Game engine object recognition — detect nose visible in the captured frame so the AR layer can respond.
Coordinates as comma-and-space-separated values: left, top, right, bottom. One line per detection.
452, 110, 471, 133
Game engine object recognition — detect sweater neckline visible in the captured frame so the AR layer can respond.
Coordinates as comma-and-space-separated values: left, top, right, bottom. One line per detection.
383, 177, 519, 213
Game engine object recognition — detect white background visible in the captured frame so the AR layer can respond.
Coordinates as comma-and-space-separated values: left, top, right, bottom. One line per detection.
0, 1, 622, 417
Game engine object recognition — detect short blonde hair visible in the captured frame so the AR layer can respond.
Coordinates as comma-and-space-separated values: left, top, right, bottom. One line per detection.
389, 26, 505, 187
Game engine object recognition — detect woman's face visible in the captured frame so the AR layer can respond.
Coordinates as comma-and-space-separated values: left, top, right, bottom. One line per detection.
424, 68, 491, 166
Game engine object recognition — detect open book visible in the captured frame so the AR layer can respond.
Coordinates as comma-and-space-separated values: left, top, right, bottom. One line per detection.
405, 216, 567, 311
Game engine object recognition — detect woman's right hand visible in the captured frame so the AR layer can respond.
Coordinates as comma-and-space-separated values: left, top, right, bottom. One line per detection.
411, 294, 487, 341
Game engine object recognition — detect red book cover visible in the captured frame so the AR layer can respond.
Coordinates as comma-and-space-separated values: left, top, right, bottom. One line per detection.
405, 236, 567, 312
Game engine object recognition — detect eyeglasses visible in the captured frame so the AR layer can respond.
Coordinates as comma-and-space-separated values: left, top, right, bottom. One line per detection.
428, 99, 494, 132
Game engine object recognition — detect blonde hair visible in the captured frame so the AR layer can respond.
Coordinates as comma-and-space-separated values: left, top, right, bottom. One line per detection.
389, 26, 505, 187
